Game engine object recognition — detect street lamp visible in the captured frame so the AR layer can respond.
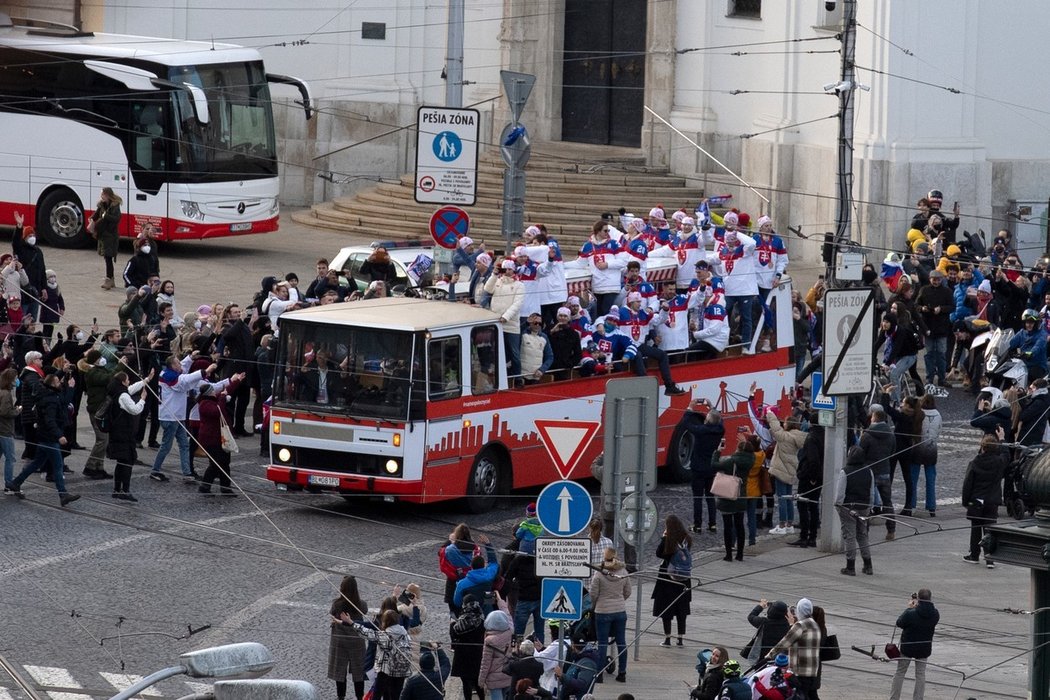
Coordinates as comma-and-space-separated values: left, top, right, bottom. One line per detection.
109, 643, 274, 700
984, 449, 1050, 699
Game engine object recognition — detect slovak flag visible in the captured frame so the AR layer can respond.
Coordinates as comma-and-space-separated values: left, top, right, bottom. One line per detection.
695, 200, 712, 228
881, 253, 905, 292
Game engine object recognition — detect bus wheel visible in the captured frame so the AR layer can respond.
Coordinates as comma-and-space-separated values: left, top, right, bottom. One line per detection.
38, 189, 89, 248
665, 425, 694, 483
466, 449, 504, 513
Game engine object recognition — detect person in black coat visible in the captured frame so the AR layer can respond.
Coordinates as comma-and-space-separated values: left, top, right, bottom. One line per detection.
359, 247, 398, 290
219, 304, 254, 435
5, 373, 78, 504
745, 600, 791, 662
651, 515, 692, 646
1015, 378, 1050, 446
298, 349, 348, 405
10, 212, 47, 321
504, 551, 543, 642
547, 314, 582, 379
970, 390, 1012, 436
678, 399, 725, 533
502, 640, 544, 694
449, 597, 486, 700
122, 238, 153, 289
962, 434, 1008, 566
106, 369, 151, 501
399, 645, 450, 700
790, 423, 824, 547
889, 589, 940, 700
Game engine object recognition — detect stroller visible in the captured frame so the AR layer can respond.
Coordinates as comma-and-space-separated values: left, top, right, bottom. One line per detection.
1004, 445, 1044, 520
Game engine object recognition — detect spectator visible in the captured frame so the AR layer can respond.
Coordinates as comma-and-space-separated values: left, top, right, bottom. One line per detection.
328, 575, 367, 700
916, 269, 953, 388
122, 237, 154, 289
692, 646, 728, 700
836, 445, 873, 576
715, 436, 752, 561
5, 373, 78, 505
449, 596, 486, 700
484, 260, 525, 381
151, 354, 214, 483
888, 589, 940, 700
861, 403, 897, 539
359, 246, 398, 291
651, 514, 693, 645
350, 609, 412, 700
765, 411, 805, 535
589, 547, 630, 682
502, 640, 544, 694
554, 636, 600, 700
1015, 378, 1050, 446
716, 660, 750, 700
505, 549, 543, 643
909, 394, 942, 518
791, 424, 824, 548
0, 367, 17, 491
38, 269, 64, 341
11, 211, 47, 321
767, 598, 821, 698
745, 599, 791, 665
399, 644, 450, 700
479, 601, 514, 700
1008, 309, 1048, 380
305, 259, 332, 300
452, 534, 499, 612
962, 433, 1008, 568
678, 399, 724, 533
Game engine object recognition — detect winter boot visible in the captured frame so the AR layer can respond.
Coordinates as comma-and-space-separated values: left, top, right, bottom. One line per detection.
101, 277, 114, 290
840, 559, 856, 576
862, 557, 874, 575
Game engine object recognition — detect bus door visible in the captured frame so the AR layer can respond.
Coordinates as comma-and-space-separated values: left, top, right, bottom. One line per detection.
90, 162, 130, 234
424, 332, 469, 496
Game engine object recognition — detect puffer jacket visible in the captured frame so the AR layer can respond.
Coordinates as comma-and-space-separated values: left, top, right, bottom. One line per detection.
589, 559, 631, 614
765, 413, 806, 485
478, 611, 513, 691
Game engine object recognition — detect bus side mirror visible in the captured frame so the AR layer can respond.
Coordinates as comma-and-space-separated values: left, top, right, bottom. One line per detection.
181, 83, 211, 125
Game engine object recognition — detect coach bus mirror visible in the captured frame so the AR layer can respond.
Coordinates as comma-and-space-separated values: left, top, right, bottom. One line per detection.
266, 73, 314, 120
84, 60, 160, 92
182, 83, 211, 125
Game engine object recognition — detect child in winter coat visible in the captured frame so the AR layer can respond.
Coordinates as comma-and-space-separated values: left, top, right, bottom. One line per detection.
514, 502, 543, 554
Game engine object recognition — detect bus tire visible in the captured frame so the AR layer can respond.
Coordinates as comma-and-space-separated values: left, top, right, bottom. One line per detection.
665, 425, 694, 483
466, 448, 505, 513
38, 188, 89, 248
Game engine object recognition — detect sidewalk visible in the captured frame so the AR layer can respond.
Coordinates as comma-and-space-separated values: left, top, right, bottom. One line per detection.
606, 507, 1030, 700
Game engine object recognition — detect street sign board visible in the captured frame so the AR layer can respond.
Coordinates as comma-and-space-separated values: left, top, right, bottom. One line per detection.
535, 419, 600, 480
540, 578, 584, 621
602, 377, 658, 498
810, 371, 837, 410
500, 70, 536, 125
414, 106, 479, 205
617, 494, 658, 547
536, 480, 593, 537
535, 538, 591, 578
822, 287, 875, 395
429, 206, 470, 250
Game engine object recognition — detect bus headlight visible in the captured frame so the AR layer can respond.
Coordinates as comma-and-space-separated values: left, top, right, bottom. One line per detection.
384, 459, 400, 475
277, 448, 292, 463
180, 200, 205, 221
269, 198, 280, 216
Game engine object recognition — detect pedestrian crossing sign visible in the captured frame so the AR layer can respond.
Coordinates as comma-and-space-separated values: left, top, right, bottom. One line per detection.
540, 578, 584, 621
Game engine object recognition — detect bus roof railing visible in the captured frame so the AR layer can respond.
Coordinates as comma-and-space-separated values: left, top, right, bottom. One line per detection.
4, 13, 93, 37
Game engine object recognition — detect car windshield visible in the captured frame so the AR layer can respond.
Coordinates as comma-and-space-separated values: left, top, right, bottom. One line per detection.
273, 320, 424, 421
169, 60, 277, 180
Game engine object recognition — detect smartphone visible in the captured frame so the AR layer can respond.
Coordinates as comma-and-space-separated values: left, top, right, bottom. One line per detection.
92, 317, 97, 325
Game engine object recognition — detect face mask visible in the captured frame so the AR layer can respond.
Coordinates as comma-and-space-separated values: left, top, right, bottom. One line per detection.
141, 245, 152, 255
26, 236, 36, 246
76, 331, 86, 341
47, 281, 57, 289
97, 357, 107, 367
194, 320, 202, 330
603, 322, 616, 335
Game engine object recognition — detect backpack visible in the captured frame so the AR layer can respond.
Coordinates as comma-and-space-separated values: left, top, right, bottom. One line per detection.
93, 396, 114, 434
668, 542, 692, 578
439, 542, 480, 581
385, 633, 413, 677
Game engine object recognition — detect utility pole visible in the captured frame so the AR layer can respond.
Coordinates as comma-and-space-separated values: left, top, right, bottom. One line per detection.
444, 0, 464, 108
818, 0, 858, 555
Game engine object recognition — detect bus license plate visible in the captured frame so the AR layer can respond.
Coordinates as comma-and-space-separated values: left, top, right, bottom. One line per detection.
308, 475, 340, 487
230, 222, 252, 232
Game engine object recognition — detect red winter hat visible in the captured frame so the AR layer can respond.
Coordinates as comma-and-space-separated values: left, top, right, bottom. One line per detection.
737, 212, 751, 229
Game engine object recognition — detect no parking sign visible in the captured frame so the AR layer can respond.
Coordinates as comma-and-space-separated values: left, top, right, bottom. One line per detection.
429, 206, 470, 249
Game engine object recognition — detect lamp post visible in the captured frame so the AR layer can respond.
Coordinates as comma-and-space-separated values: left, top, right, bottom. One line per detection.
984, 450, 1050, 699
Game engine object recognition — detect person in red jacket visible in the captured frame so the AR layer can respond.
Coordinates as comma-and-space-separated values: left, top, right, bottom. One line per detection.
196, 376, 243, 495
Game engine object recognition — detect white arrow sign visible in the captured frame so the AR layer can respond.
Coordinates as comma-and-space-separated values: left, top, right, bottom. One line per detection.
557, 486, 572, 533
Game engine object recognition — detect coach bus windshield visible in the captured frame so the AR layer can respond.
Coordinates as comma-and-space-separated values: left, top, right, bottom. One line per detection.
170, 60, 277, 180
273, 321, 425, 421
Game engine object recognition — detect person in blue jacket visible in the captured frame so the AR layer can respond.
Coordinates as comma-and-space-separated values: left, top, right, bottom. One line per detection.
1008, 310, 1048, 379
452, 534, 499, 612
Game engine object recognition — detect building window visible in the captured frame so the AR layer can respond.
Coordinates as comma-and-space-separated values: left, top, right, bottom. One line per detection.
728, 0, 761, 19
361, 22, 386, 40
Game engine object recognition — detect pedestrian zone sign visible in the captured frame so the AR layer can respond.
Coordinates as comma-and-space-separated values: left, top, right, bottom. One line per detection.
541, 578, 584, 621
414, 106, 479, 205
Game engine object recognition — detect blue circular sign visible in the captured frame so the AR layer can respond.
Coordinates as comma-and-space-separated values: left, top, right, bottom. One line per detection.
432, 131, 462, 162
536, 480, 594, 537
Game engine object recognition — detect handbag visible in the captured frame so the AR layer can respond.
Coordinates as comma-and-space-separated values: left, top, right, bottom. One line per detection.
740, 629, 759, 660
820, 632, 841, 661
758, 466, 774, 497
219, 410, 239, 454
885, 628, 901, 659
711, 471, 741, 500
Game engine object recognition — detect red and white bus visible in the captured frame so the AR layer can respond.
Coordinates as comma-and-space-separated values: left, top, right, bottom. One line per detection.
265, 285, 796, 511
0, 13, 311, 246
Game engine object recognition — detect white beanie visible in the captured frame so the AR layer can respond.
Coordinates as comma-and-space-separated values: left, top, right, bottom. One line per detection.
458, 236, 474, 249
568, 295, 581, 306
501, 260, 516, 271
723, 211, 739, 225
796, 598, 814, 620
524, 225, 542, 239
682, 216, 695, 226
557, 306, 571, 317
671, 210, 687, 223
757, 215, 773, 229
514, 246, 527, 257
476, 252, 492, 267
649, 207, 666, 220
978, 279, 992, 294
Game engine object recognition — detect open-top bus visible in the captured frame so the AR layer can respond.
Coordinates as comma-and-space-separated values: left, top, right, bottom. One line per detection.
265, 282, 797, 512
0, 13, 311, 246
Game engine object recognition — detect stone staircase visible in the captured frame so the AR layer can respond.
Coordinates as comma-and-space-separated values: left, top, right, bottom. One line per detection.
291, 141, 709, 252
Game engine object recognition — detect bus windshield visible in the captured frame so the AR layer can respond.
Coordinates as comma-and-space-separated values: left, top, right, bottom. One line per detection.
274, 320, 425, 421
169, 60, 277, 179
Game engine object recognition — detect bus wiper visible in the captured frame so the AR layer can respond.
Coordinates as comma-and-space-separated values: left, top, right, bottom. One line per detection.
47, 99, 117, 127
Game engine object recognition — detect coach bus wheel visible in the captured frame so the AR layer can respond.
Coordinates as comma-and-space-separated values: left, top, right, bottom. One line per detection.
466, 449, 504, 513
38, 189, 89, 248
665, 425, 694, 483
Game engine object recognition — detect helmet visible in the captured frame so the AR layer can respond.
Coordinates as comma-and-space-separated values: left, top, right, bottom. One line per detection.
1023, 309, 1040, 323
723, 660, 741, 676
927, 189, 944, 202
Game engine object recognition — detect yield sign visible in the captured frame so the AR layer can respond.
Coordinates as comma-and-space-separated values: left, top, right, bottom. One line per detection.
534, 419, 600, 479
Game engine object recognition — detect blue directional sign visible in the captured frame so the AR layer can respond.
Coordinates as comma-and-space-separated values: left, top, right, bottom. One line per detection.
432, 131, 463, 162
810, 371, 837, 410
536, 480, 593, 537
540, 578, 584, 621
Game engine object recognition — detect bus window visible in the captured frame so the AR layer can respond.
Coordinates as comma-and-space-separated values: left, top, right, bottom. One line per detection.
428, 337, 462, 400
470, 325, 499, 395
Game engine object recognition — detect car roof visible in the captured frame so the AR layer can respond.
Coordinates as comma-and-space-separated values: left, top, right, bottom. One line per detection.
330, 245, 425, 271
279, 297, 500, 332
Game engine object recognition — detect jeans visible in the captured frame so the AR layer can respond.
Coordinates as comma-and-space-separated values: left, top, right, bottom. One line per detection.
838, 505, 871, 560
488, 689, 506, 700
773, 477, 794, 525
924, 336, 948, 383
11, 440, 65, 494
513, 599, 544, 643
746, 500, 757, 544
504, 332, 521, 379
691, 474, 716, 527
889, 657, 927, 700
874, 476, 896, 533
594, 610, 628, 676
907, 464, 937, 512
888, 355, 917, 402
152, 420, 192, 475
725, 295, 755, 346
0, 435, 14, 484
